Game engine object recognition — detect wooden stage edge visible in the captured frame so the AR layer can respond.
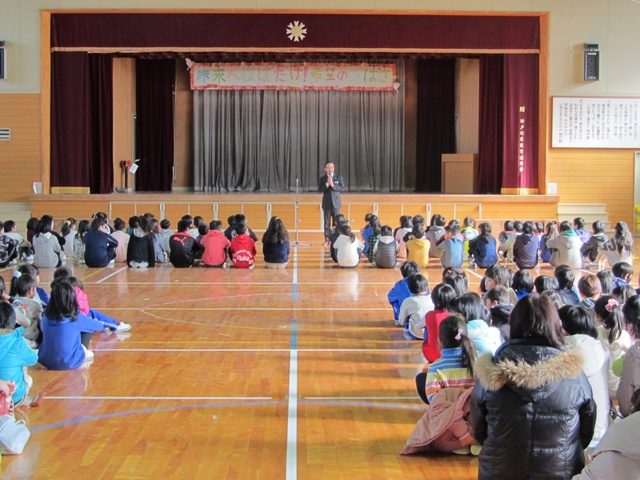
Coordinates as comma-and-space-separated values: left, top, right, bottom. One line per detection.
30, 192, 560, 204
29, 192, 561, 233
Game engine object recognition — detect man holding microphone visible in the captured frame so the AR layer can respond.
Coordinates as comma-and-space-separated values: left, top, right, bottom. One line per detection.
318, 161, 344, 246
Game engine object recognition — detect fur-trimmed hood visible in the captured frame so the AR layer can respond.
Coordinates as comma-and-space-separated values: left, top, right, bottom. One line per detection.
475, 340, 584, 402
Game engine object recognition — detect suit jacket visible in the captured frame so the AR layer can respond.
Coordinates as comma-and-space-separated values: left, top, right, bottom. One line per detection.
318, 173, 344, 210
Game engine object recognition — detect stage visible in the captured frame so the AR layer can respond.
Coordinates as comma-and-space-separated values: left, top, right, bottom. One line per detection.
30, 192, 560, 239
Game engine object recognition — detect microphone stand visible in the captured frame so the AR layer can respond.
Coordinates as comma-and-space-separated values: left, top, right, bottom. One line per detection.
294, 176, 310, 248
295, 176, 300, 247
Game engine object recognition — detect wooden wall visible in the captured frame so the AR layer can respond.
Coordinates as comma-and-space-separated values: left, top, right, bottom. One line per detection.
30, 193, 560, 236
0, 94, 42, 202
112, 58, 136, 190
547, 148, 635, 227
174, 61, 194, 190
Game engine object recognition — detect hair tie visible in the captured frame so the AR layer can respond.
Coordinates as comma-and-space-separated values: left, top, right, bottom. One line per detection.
605, 298, 619, 312
12, 271, 21, 278
455, 328, 464, 341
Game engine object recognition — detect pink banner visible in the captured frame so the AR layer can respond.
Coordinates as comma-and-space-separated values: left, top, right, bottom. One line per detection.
189, 61, 398, 91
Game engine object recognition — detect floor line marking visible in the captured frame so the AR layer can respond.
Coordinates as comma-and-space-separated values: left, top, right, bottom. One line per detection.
82, 281, 398, 286
92, 347, 418, 353
94, 307, 389, 311
45, 396, 272, 401
286, 244, 299, 480
96, 266, 128, 284
465, 268, 484, 279
303, 396, 421, 400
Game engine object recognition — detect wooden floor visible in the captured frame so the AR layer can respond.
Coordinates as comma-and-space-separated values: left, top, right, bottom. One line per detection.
2, 239, 636, 480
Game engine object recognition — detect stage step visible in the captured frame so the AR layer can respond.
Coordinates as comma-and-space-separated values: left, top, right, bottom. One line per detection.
0, 202, 32, 234
557, 203, 610, 230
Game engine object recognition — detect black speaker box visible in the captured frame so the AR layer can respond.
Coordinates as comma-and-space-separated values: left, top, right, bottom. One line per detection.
584, 51, 599, 81
0, 42, 5, 79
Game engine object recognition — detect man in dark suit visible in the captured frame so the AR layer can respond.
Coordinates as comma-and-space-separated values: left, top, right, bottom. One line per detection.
318, 161, 344, 245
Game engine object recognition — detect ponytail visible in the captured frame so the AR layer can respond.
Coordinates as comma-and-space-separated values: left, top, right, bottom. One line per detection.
438, 315, 477, 377
594, 295, 623, 343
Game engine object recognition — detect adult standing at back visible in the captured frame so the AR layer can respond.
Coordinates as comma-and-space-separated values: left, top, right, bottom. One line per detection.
319, 161, 344, 246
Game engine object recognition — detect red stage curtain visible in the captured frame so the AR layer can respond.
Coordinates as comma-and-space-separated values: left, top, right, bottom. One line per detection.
51, 13, 540, 51
477, 55, 504, 194
415, 59, 456, 193
502, 54, 539, 191
135, 59, 175, 192
51, 52, 113, 193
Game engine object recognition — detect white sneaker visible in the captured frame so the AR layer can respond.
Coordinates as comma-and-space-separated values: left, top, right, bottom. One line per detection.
83, 348, 95, 362
115, 322, 131, 332
108, 259, 115, 266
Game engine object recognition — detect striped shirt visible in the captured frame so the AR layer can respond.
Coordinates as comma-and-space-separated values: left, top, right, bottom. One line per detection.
424, 347, 475, 403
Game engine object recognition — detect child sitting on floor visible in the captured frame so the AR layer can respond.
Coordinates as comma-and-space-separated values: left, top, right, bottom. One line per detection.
201, 220, 231, 268
422, 283, 457, 363
10, 272, 43, 348
230, 223, 257, 269
373, 225, 397, 268
449, 293, 502, 357
38, 280, 105, 370
388, 261, 421, 322
397, 274, 434, 340
0, 302, 40, 407
483, 286, 513, 342
416, 315, 476, 405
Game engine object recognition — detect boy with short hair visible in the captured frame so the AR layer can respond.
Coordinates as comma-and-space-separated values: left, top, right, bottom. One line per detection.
169, 219, 202, 268
387, 260, 421, 321
577, 274, 602, 310
397, 274, 434, 340
483, 286, 514, 342
230, 223, 257, 269
612, 261, 634, 289
2, 220, 32, 260
0, 221, 20, 267
436, 223, 464, 269
406, 224, 430, 268
159, 219, 174, 256
201, 220, 231, 268
11, 273, 43, 348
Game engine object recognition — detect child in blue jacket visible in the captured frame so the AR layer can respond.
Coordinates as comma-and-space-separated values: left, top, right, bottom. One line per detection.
387, 261, 421, 321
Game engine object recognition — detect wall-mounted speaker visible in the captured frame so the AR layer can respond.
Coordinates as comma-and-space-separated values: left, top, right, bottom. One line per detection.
0, 41, 5, 79
584, 50, 599, 81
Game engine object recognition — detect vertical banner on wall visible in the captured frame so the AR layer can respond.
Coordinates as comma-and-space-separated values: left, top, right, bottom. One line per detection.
502, 54, 539, 194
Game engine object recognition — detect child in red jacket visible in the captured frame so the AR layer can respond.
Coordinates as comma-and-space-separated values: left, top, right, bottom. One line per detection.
230, 224, 257, 269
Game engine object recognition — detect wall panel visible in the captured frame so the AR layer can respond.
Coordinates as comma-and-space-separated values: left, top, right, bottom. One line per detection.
0, 94, 41, 202
547, 148, 634, 226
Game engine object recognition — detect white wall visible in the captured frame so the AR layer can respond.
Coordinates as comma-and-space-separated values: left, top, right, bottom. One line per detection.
1, 0, 639, 96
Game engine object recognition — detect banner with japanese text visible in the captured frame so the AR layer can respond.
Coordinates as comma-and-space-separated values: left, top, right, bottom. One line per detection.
189, 62, 398, 91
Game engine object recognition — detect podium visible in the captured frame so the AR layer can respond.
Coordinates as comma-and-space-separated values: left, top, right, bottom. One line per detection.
441, 153, 478, 194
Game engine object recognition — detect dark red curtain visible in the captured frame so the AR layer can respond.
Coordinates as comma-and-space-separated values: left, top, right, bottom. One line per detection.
415, 59, 456, 193
502, 54, 539, 190
51, 53, 113, 193
477, 55, 504, 194
135, 59, 175, 192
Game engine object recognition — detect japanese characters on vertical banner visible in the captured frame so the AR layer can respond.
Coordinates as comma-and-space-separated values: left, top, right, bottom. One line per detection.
552, 97, 640, 148
518, 105, 526, 186
188, 62, 399, 92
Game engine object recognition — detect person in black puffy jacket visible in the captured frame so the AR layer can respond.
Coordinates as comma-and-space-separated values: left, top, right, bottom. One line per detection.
470, 294, 596, 480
